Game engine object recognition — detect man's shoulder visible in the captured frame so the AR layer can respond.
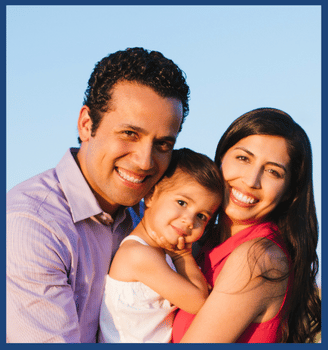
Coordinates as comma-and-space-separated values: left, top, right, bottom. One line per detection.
7, 167, 71, 224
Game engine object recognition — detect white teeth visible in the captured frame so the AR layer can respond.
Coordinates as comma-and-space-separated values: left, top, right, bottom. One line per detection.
117, 169, 145, 184
232, 188, 256, 204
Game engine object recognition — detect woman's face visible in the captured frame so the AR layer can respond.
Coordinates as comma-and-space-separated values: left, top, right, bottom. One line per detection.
220, 134, 291, 230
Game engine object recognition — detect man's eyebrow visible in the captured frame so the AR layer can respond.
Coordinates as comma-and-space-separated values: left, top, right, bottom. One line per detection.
119, 124, 145, 133
119, 124, 177, 142
234, 146, 288, 173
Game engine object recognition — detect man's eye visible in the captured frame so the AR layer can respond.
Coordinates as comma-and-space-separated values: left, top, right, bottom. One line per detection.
177, 200, 187, 207
123, 130, 136, 136
122, 130, 138, 139
156, 141, 174, 153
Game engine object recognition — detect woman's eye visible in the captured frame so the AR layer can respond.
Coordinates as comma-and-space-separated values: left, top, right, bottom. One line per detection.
177, 200, 187, 207
267, 169, 283, 178
236, 155, 248, 162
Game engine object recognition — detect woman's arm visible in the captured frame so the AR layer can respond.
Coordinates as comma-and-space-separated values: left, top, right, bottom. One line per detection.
179, 239, 289, 343
110, 241, 208, 314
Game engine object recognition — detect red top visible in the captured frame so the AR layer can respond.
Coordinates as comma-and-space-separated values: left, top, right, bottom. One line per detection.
172, 222, 292, 343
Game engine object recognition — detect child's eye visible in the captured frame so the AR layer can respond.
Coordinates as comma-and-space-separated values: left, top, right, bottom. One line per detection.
177, 200, 187, 207
197, 213, 208, 222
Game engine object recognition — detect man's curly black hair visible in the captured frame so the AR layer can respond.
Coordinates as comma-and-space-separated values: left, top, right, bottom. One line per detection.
79, 47, 190, 143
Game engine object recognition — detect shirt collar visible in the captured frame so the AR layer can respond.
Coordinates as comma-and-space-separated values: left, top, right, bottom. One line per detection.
56, 148, 142, 229
55, 148, 112, 224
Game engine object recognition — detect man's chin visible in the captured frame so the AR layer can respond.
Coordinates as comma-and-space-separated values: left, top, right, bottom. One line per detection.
118, 196, 145, 208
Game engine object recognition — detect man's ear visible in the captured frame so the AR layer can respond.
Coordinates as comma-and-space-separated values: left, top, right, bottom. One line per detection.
77, 106, 93, 142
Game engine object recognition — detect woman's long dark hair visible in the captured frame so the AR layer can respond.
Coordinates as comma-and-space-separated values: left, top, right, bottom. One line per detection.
210, 108, 321, 342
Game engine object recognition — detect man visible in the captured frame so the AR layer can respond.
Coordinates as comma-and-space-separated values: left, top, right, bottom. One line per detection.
6, 47, 190, 343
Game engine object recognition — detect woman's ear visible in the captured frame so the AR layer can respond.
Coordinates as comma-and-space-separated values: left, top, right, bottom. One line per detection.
77, 106, 93, 142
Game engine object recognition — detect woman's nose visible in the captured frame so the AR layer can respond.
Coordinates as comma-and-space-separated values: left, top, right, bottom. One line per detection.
243, 166, 262, 188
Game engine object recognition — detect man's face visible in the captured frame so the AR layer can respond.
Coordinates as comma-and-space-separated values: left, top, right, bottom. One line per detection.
77, 81, 183, 215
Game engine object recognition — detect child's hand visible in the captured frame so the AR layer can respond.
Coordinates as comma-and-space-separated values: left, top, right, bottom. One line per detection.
146, 226, 186, 251
165, 242, 193, 261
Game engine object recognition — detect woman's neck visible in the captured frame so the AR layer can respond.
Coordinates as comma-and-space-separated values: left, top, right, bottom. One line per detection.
219, 215, 254, 241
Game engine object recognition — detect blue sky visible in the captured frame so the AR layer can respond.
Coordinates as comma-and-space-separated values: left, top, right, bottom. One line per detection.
6, 5, 321, 284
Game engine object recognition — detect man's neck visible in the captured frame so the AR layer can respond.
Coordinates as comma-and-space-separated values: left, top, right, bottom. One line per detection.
93, 192, 121, 217
74, 148, 121, 217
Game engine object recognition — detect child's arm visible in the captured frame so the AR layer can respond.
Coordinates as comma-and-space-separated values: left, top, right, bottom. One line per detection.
109, 241, 208, 314
166, 243, 209, 303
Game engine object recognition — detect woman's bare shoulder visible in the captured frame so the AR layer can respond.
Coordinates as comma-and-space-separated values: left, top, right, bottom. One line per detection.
215, 237, 289, 292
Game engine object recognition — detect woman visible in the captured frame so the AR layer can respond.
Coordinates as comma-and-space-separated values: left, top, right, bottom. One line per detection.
172, 108, 321, 343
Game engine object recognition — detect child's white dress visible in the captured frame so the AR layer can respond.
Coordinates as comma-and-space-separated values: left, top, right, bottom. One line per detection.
98, 235, 177, 343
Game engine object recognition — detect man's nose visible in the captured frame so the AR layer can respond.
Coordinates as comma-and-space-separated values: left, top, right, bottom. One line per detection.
133, 142, 155, 171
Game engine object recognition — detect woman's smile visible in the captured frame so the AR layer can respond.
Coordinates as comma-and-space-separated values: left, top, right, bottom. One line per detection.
230, 187, 259, 206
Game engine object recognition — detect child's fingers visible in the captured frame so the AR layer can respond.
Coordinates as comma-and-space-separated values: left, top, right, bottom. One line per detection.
176, 236, 186, 250
146, 226, 186, 251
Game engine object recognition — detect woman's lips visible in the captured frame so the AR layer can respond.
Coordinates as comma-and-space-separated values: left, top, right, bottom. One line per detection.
230, 187, 259, 207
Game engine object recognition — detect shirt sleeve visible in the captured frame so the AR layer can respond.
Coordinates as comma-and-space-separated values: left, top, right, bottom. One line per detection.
6, 212, 81, 343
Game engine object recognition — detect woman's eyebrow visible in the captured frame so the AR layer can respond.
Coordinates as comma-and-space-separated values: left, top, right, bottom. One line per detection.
234, 146, 288, 173
234, 146, 254, 156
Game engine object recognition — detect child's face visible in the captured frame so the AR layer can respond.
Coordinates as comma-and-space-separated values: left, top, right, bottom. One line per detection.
144, 170, 221, 245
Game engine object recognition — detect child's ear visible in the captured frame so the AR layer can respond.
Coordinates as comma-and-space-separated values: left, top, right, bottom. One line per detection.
144, 188, 155, 208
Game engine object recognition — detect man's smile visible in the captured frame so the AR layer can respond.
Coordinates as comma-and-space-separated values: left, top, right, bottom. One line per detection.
116, 167, 148, 184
